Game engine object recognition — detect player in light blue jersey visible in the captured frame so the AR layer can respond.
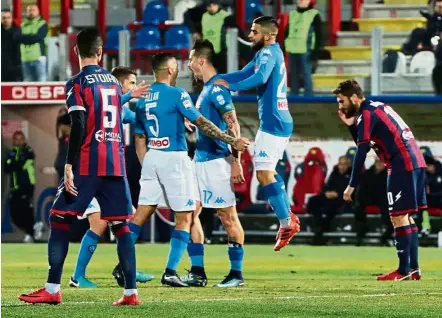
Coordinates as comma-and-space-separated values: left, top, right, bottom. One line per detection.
181, 40, 245, 288
113, 53, 249, 287
69, 66, 154, 289
214, 16, 300, 251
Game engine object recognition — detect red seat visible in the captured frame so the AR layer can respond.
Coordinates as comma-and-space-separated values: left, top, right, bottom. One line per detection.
235, 149, 254, 211
428, 207, 442, 216
365, 205, 381, 214
291, 147, 327, 214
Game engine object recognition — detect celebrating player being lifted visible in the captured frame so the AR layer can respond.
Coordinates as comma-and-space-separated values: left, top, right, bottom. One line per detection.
113, 52, 249, 287
214, 16, 300, 251
334, 80, 426, 281
19, 28, 140, 306
69, 66, 154, 289
182, 39, 245, 288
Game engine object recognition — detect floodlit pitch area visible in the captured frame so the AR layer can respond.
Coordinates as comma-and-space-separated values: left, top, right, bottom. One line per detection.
2, 244, 442, 317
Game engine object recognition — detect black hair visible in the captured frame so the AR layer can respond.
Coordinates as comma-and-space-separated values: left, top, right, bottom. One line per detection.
332, 79, 365, 98
192, 39, 215, 64
253, 16, 279, 33
1, 8, 11, 13
111, 66, 137, 82
76, 28, 103, 59
151, 52, 175, 73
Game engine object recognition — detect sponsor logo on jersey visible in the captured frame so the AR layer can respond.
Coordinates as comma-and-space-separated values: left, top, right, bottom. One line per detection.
183, 99, 192, 108
402, 129, 414, 140
216, 94, 225, 105
181, 91, 190, 100
277, 99, 288, 110
148, 137, 170, 149
256, 151, 269, 158
95, 130, 121, 143
214, 197, 226, 204
212, 86, 222, 93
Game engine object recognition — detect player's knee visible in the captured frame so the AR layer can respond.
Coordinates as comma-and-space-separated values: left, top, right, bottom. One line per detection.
175, 212, 193, 228
390, 214, 410, 228
110, 221, 131, 237
49, 213, 72, 231
89, 219, 108, 236
256, 170, 276, 186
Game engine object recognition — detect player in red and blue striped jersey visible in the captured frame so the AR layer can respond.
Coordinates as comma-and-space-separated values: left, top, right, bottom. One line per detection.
334, 80, 426, 281
19, 29, 139, 306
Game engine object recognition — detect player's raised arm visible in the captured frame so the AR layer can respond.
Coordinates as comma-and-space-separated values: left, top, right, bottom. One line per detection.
121, 80, 151, 104
134, 99, 148, 164
216, 60, 255, 84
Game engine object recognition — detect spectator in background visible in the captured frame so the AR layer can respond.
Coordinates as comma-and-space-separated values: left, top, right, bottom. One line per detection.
17, 4, 48, 81
1, 9, 22, 82
54, 107, 71, 181
354, 159, 392, 246
421, 0, 442, 43
307, 156, 352, 245
4, 131, 39, 243
425, 155, 442, 209
432, 35, 442, 94
201, 0, 230, 73
284, 0, 322, 96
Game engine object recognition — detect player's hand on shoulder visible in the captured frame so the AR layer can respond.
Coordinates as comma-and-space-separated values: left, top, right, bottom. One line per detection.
231, 160, 245, 184
64, 164, 78, 196
131, 80, 151, 99
338, 109, 355, 126
233, 137, 250, 151
213, 79, 229, 89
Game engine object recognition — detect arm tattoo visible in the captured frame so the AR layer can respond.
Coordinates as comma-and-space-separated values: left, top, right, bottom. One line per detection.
223, 110, 241, 159
193, 116, 236, 145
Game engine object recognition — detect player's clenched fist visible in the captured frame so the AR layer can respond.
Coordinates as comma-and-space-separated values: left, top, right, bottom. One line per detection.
233, 137, 250, 151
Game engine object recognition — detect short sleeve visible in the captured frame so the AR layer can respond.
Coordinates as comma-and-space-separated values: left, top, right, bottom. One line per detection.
356, 109, 376, 144
66, 78, 85, 113
134, 99, 146, 135
175, 88, 202, 122
210, 85, 235, 115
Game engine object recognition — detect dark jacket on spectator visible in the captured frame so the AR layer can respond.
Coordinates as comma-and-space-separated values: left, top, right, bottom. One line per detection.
321, 166, 351, 202
1, 22, 22, 82
427, 161, 442, 195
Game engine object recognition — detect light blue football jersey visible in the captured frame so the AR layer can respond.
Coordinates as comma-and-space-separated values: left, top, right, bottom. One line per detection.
194, 76, 234, 162
134, 82, 201, 151
122, 105, 135, 124
219, 43, 293, 137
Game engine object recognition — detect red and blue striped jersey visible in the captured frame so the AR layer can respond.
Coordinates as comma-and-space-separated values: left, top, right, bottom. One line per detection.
66, 65, 125, 177
356, 100, 426, 173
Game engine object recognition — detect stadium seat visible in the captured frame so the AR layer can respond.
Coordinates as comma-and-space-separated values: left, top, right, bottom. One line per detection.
246, 0, 263, 23
235, 149, 254, 212
103, 26, 128, 50
365, 205, 381, 214
132, 26, 161, 49
164, 25, 190, 49
409, 51, 435, 75
291, 147, 327, 214
395, 51, 407, 75
143, 0, 168, 25
428, 208, 442, 216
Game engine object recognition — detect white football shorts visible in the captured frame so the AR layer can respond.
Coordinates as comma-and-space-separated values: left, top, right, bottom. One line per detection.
253, 130, 289, 171
77, 197, 100, 220
138, 149, 197, 211
194, 156, 236, 209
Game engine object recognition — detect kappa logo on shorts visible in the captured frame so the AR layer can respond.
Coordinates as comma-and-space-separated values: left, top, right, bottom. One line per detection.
256, 151, 269, 158
87, 203, 95, 209
185, 199, 194, 207
214, 197, 226, 204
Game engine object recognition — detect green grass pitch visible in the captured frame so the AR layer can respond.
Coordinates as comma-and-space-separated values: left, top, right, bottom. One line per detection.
2, 243, 442, 317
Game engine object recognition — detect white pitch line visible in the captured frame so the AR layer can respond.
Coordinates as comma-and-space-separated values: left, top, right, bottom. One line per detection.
3, 292, 442, 308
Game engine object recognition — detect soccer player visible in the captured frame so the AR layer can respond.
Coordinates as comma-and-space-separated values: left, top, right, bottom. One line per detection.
214, 16, 300, 251
69, 66, 153, 288
334, 79, 426, 281
19, 29, 140, 306
115, 52, 249, 288
183, 39, 245, 287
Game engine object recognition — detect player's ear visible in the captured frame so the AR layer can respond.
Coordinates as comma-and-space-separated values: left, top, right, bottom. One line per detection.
97, 47, 103, 62
74, 45, 79, 57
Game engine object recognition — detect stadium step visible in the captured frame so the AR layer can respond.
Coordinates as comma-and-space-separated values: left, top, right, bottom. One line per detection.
353, 17, 426, 32
316, 60, 371, 74
313, 73, 369, 91
384, 0, 428, 4
363, 4, 428, 19
324, 45, 401, 60
337, 31, 409, 47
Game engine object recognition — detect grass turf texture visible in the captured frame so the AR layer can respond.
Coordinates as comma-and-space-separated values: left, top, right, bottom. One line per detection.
2, 244, 442, 317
